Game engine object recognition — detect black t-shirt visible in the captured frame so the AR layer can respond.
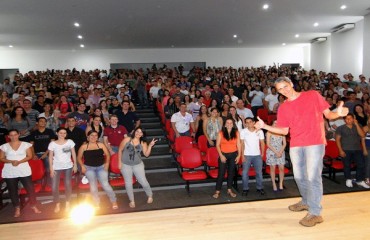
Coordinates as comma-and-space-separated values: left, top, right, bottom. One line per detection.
66, 127, 87, 153
109, 105, 122, 115
117, 111, 139, 133
0, 128, 9, 146
30, 128, 57, 152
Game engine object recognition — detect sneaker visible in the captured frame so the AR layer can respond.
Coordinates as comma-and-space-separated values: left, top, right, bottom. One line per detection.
242, 190, 249, 196
356, 181, 370, 189
365, 179, 370, 187
288, 201, 309, 212
299, 214, 324, 227
346, 179, 353, 188
256, 189, 265, 195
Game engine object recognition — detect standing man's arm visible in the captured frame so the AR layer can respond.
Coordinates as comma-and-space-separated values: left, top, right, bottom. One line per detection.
255, 117, 289, 136
323, 101, 349, 120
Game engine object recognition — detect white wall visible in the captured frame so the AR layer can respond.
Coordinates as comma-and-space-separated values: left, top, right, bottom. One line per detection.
330, 19, 364, 78
363, 13, 370, 78
0, 47, 305, 73
310, 36, 331, 73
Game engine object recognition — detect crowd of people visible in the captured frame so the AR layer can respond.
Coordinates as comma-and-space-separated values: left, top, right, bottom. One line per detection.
0, 65, 369, 226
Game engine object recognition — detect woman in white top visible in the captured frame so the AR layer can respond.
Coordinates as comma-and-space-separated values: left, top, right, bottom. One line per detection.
0, 129, 41, 217
48, 127, 77, 213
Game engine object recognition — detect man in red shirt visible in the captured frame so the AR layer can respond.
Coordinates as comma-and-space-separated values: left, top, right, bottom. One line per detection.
256, 77, 348, 227
103, 115, 128, 155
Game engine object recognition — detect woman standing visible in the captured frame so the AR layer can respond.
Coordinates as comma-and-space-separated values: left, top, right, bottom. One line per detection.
363, 120, 370, 186
203, 107, 223, 147
353, 104, 368, 127
229, 106, 244, 131
48, 127, 77, 213
86, 115, 105, 142
0, 129, 41, 217
7, 106, 33, 142
213, 118, 241, 198
118, 127, 157, 208
77, 130, 118, 209
0, 107, 9, 128
194, 105, 208, 142
266, 120, 287, 191
164, 97, 177, 119
99, 100, 110, 125
3, 98, 14, 115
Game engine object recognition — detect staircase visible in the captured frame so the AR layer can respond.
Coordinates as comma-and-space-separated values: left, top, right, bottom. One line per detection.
136, 108, 182, 188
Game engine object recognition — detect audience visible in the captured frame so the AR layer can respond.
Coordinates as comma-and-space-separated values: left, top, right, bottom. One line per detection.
1, 64, 369, 218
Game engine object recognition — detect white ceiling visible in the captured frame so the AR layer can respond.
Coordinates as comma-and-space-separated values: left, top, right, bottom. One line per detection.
0, 0, 369, 51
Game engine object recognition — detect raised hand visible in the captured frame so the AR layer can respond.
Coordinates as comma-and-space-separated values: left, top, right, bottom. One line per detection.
336, 101, 349, 117
254, 116, 265, 130
149, 138, 158, 147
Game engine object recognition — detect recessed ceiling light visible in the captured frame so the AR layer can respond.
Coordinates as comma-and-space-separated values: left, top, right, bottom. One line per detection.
77, 35, 83, 39
233, 34, 237, 38
262, 4, 269, 10
80, 44, 85, 48
313, 22, 319, 27
295, 34, 300, 38
8, 45, 13, 48
282, 43, 286, 46
340, 5, 347, 10
74, 22, 80, 27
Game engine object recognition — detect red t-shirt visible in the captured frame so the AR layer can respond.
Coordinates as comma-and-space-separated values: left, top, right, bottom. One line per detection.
277, 91, 329, 147
103, 125, 128, 147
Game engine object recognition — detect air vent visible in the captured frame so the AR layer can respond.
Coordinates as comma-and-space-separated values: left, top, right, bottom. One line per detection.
311, 37, 327, 44
332, 23, 355, 33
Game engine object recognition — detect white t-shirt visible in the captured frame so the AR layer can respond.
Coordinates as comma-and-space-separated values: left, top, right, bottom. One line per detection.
48, 139, 75, 170
249, 91, 264, 107
149, 86, 161, 98
171, 112, 194, 134
236, 108, 254, 119
0, 142, 32, 178
240, 128, 264, 156
231, 95, 239, 103
264, 94, 279, 112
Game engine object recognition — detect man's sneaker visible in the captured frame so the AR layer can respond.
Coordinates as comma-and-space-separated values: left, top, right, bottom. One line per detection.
299, 214, 324, 227
356, 181, 370, 189
346, 179, 353, 188
288, 201, 309, 212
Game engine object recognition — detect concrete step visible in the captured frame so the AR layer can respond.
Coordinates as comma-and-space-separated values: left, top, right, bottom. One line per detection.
141, 117, 160, 123
145, 128, 166, 136
141, 122, 162, 128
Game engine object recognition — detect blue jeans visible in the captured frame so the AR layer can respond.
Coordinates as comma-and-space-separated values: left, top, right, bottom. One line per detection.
137, 89, 148, 108
52, 167, 73, 203
242, 155, 264, 190
343, 150, 365, 181
179, 131, 190, 137
121, 162, 152, 202
366, 147, 370, 179
290, 144, 324, 216
85, 165, 117, 205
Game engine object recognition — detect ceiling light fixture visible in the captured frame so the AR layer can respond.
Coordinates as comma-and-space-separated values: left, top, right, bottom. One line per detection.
74, 22, 80, 27
295, 34, 300, 38
313, 22, 319, 27
8, 45, 13, 48
282, 43, 286, 46
262, 4, 269, 10
340, 5, 347, 10
77, 35, 83, 39
233, 34, 237, 38
80, 44, 85, 48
